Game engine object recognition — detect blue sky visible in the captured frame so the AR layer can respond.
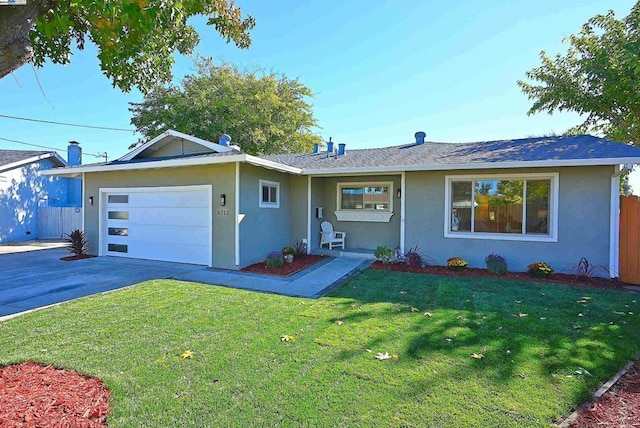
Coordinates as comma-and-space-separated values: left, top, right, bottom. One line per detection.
0, 0, 636, 170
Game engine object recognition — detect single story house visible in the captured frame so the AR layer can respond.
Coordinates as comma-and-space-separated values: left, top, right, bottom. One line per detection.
1, 142, 82, 243
44, 130, 640, 276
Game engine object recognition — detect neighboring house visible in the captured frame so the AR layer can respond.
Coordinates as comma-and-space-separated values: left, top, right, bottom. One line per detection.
0, 142, 83, 243
44, 129, 640, 275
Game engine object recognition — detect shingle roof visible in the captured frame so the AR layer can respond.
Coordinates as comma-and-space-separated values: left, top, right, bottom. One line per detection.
0, 150, 52, 168
262, 135, 640, 171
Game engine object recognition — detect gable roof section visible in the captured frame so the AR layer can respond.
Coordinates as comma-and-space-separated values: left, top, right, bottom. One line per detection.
0, 150, 67, 173
120, 129, 233, 161
262, 135, 640, 174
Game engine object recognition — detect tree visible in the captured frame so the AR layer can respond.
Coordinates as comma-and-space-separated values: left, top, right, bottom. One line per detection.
129, 57, 322, 155
0, 1, 254, 93
518, 3, 640, 144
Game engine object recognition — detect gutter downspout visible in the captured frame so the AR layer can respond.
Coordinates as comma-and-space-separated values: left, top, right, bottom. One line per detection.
610, 164, 632, 277
235, 162, 240, 267
307, 176, 312, 254
400, 172, 406, 253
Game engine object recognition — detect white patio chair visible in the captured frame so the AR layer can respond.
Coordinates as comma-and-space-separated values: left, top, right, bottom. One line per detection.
320, 221, 346, 250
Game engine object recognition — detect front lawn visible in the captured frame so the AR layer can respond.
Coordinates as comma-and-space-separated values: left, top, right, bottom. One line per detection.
1, 271, 638, 427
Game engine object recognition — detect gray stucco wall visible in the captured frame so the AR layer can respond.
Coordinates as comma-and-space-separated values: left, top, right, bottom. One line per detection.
311, 175, 401, 250
405, 166, 614, 273
238, 164, 293, 267
83, 163, 237, 269
289, 175, 309, 249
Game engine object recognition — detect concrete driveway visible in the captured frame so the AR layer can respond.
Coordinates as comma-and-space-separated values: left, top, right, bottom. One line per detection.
0, 248, 207, 318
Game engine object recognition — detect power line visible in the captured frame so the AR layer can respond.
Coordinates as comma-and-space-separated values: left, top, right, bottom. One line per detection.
0, 113, 134, 132
0, 136, 108, 160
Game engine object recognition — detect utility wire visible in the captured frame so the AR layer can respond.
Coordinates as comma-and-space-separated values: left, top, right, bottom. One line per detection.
0, 136, 108, 160
0, 113, 134, 132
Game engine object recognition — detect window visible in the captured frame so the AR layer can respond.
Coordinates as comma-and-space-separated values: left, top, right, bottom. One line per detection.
108, 195, 128, 204
108, 243, 128, 253
259, 180, 280, 208
445, 173, 558, 242
335, 182, 394, 222
108, 211, 129, 220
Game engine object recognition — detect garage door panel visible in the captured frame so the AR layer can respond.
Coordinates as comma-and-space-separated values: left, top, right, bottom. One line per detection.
129, 192, 209, 208
128, 207, 209, 227
129, 224, 210, 246
102, 186, 211, 266
126, 241, 209, 265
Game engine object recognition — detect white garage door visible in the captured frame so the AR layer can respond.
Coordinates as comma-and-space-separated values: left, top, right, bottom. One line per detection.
101, 185, 212, 265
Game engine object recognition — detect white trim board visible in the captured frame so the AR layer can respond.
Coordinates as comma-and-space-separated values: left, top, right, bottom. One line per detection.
119, 129, 233, 161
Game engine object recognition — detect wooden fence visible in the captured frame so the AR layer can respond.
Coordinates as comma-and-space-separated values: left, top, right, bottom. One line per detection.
37, 207, 82, 239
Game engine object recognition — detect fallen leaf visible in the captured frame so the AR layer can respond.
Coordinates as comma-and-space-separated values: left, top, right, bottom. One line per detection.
424, 312, 433, 317
578, 313, 584, 317
280, 335, 295, 342
506, 350, 511, 354
335, 320, 344, 325
515, 300, 522, 303
180, 350, 194, 359
365, 349, 372, 353
445, 338, 453, 343
392, 354, 399, 360
518, 374, 527, 379
629, 312, 634, 315
411, 307, 419, 312
471, 353, 484, 359
573, 325, 582, 330
581, 296, 592, 300
576, 300, 588, 304
518, 313, 528, 318
400, 290, 408, 294
375, 352, 393, 360
540, 317, 547, 320
574, 368, 592, 376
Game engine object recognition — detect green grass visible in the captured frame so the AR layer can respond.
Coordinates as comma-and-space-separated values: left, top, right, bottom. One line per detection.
1, 271, 639, 427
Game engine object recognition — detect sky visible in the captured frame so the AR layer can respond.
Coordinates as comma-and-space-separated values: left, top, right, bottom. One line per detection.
1, 0, 638, 185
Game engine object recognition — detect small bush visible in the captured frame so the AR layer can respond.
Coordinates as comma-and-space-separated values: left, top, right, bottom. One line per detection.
569, 257, 610, 282
485, 254, 507, 275
265, 251, 284, 269
527, 262, 553, 278
374, 245, 396, 264
282, 246, 295, 256
294, 241, 307, 258
404, 244, 423, 267
447, 257, 468, 271
66, 229, 88, 256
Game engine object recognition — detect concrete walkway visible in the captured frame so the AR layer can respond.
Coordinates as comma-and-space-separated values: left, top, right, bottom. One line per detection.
0, 239, 69, 255
174, 257, 372, 298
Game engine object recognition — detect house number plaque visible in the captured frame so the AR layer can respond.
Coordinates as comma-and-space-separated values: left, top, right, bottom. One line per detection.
216, 209, 230, 216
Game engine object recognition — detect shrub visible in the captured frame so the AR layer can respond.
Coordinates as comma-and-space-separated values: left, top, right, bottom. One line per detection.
527, 262, 553, 278
281, 246, 295, 256
374, 245, 396, 264
294, 241, 307, 258
569, 257, 610, 282
404, 244, 423, 267
447, 257, 468, 271
485, 254, 507, 275
265, 251, 284, 269
66, 229, 88, 256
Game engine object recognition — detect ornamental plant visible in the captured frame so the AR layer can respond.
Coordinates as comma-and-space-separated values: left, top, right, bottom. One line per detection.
447, 257, 468, 271
66, 229, 88, 256
282, 246, 295, 256
374, 245, 396, 264
527, 262, 554, 278
265, 251, 284, 269
485, 254, 508, 275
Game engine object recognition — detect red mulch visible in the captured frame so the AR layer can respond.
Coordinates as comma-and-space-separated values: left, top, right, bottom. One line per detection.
569, 362, 640, 427
0, 361, 111, 427
60, 255, 97, 262
241, 255, 326, 277
369, 261, 631, 291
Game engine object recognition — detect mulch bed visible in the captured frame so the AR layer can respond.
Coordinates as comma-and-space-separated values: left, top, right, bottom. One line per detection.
568, 361, 640, 427
241, 254, 326, 277
0, 361, 111, 427
60, 254, 97, 262
369, 261, 631, 291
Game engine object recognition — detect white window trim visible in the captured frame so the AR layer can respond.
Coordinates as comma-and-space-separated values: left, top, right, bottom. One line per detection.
335, 181, 394, 222
259, 179, 280, 208
444, 172, 559, 242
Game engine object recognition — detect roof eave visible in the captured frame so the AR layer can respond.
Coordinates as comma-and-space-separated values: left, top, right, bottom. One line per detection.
303, 157, 640, 175
1, 152, 67, 173
118, 129, 233, 161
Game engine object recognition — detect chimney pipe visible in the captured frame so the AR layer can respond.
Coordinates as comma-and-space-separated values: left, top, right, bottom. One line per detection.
67, 141, 82, 166
313, 143, 319, 154
414, 131, 426, 145
327, 137, 334, 155
338, 143, 346, 156
219, 134, 231, 146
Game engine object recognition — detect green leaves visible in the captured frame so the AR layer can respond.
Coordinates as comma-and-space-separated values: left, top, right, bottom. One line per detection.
518, 3, 640, 144
27, 1, 255, 94
129, 57, 321, 154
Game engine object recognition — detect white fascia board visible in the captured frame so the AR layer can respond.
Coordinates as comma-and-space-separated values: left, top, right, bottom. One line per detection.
1, 152, 67, 173
41, 154, 248, 176
245, 155, 302, 174
303, 157, 640, 175
118, 129, 232, 161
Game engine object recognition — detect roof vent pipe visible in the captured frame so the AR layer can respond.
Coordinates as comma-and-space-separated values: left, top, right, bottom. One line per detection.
327, 137, 334, 155
415, 131, 426, 145
338, 143, 346, 156
313, 143, 319, 154
219, 134, 231, 146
